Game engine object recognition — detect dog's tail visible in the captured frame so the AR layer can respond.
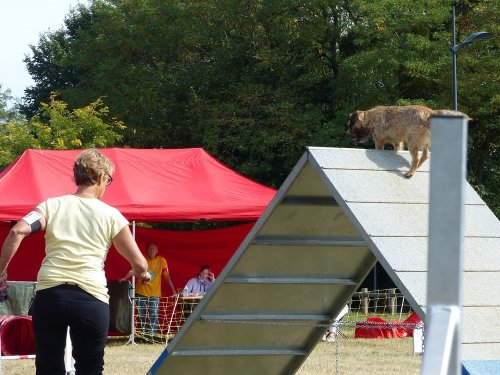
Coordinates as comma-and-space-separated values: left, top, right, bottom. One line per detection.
433, 109, 472, 122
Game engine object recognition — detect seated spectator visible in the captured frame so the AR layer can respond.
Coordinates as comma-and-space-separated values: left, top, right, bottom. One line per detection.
182, 265, 215, 297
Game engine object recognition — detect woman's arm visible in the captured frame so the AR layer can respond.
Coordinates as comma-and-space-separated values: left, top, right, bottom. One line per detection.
0, 209, 46, 286
112, 227, 150, 283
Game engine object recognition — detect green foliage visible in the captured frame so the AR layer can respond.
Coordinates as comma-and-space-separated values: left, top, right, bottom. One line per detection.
0, 120, 35, 169
0, 85, 11, 122
19, 0, 499, 217
0, 85, 23, 123
0, 93, 124, 169
30, 93, 125, 149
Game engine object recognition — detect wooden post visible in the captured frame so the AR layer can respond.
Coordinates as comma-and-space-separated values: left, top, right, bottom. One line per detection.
362, 288, 369, 315
389, 288, 397, 315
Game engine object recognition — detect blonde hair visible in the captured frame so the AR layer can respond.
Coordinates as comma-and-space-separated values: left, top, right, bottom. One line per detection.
73, 149, 115, 186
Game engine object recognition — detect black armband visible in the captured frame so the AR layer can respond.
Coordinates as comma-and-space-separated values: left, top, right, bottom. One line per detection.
22, 211, 42, 233
30, 220, 41, 233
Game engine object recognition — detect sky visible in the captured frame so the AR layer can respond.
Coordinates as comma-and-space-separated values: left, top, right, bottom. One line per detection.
1, 0, 83, 101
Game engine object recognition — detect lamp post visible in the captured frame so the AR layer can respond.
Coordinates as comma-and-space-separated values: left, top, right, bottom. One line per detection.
451, 6, 494, 111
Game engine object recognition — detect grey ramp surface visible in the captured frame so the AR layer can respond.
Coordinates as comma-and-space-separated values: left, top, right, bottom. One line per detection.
149, 147, 500, 374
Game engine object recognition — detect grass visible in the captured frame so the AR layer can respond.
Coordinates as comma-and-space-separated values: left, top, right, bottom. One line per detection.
297, 337, 421, 375
2, 335, 422, 374
2, 311, 422, 374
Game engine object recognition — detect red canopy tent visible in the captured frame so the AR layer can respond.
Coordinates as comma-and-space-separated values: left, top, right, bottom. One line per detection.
0, 148, 276, 221
0, 148, 276, 289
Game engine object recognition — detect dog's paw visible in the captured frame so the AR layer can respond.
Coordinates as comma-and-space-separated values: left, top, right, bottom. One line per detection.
404, 171, 414, 178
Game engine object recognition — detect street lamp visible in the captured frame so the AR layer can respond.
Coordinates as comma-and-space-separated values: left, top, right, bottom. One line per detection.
451, 6, 494, 111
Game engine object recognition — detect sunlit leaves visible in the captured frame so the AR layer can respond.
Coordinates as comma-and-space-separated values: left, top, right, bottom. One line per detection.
0, 93, 124, 169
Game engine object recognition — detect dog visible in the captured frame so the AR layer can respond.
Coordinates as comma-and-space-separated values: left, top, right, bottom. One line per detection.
347, 105, 470, 178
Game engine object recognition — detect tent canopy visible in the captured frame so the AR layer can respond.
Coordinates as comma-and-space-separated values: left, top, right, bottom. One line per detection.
0, 148, 276, 221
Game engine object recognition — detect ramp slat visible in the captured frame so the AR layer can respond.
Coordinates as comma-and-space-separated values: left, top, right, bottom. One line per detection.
199, 314, 331, 321
171, 349, 307, 356
253, 236, 366, 246
224, 276, 357, 284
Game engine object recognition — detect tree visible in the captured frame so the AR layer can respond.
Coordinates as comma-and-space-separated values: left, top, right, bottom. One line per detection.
0, 85, 22, 123
20, 0, 499, 215
455, 0, 500, 217
0, 93, 124, 169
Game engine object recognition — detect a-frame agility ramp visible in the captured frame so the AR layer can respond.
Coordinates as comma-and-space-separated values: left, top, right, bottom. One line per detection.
149, 147, 500, 375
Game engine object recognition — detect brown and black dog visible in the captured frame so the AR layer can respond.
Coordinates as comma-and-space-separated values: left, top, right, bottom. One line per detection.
347, 105, 470, 178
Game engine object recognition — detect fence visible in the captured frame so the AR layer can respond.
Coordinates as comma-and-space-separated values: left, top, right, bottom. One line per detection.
348, 288, 413, 319
132, 294, 201, 344
131, 288, 422, 345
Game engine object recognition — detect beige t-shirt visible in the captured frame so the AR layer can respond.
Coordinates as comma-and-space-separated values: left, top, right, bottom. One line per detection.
36, 195, 129, 303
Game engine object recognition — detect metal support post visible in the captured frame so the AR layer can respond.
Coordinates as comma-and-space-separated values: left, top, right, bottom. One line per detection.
125, 220, 137, 345
421, 115, 468, 375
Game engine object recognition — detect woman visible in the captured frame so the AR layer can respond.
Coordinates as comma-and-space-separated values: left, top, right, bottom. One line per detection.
0, 149, 150, 375
182, 265, 215, 297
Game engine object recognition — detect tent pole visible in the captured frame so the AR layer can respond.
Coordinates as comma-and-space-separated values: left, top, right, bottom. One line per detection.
125, 220, 137, 345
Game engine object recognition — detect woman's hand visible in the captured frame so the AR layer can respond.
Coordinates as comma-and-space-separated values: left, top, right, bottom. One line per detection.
135, 270, 151, 284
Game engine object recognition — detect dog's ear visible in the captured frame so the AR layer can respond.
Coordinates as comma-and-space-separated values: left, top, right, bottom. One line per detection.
356, 110, 365, 123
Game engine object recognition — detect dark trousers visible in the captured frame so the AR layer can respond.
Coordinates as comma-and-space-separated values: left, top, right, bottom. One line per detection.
32, 284, 110, 375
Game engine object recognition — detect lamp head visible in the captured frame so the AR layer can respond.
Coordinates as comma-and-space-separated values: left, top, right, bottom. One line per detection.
452, 31, 495, 53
